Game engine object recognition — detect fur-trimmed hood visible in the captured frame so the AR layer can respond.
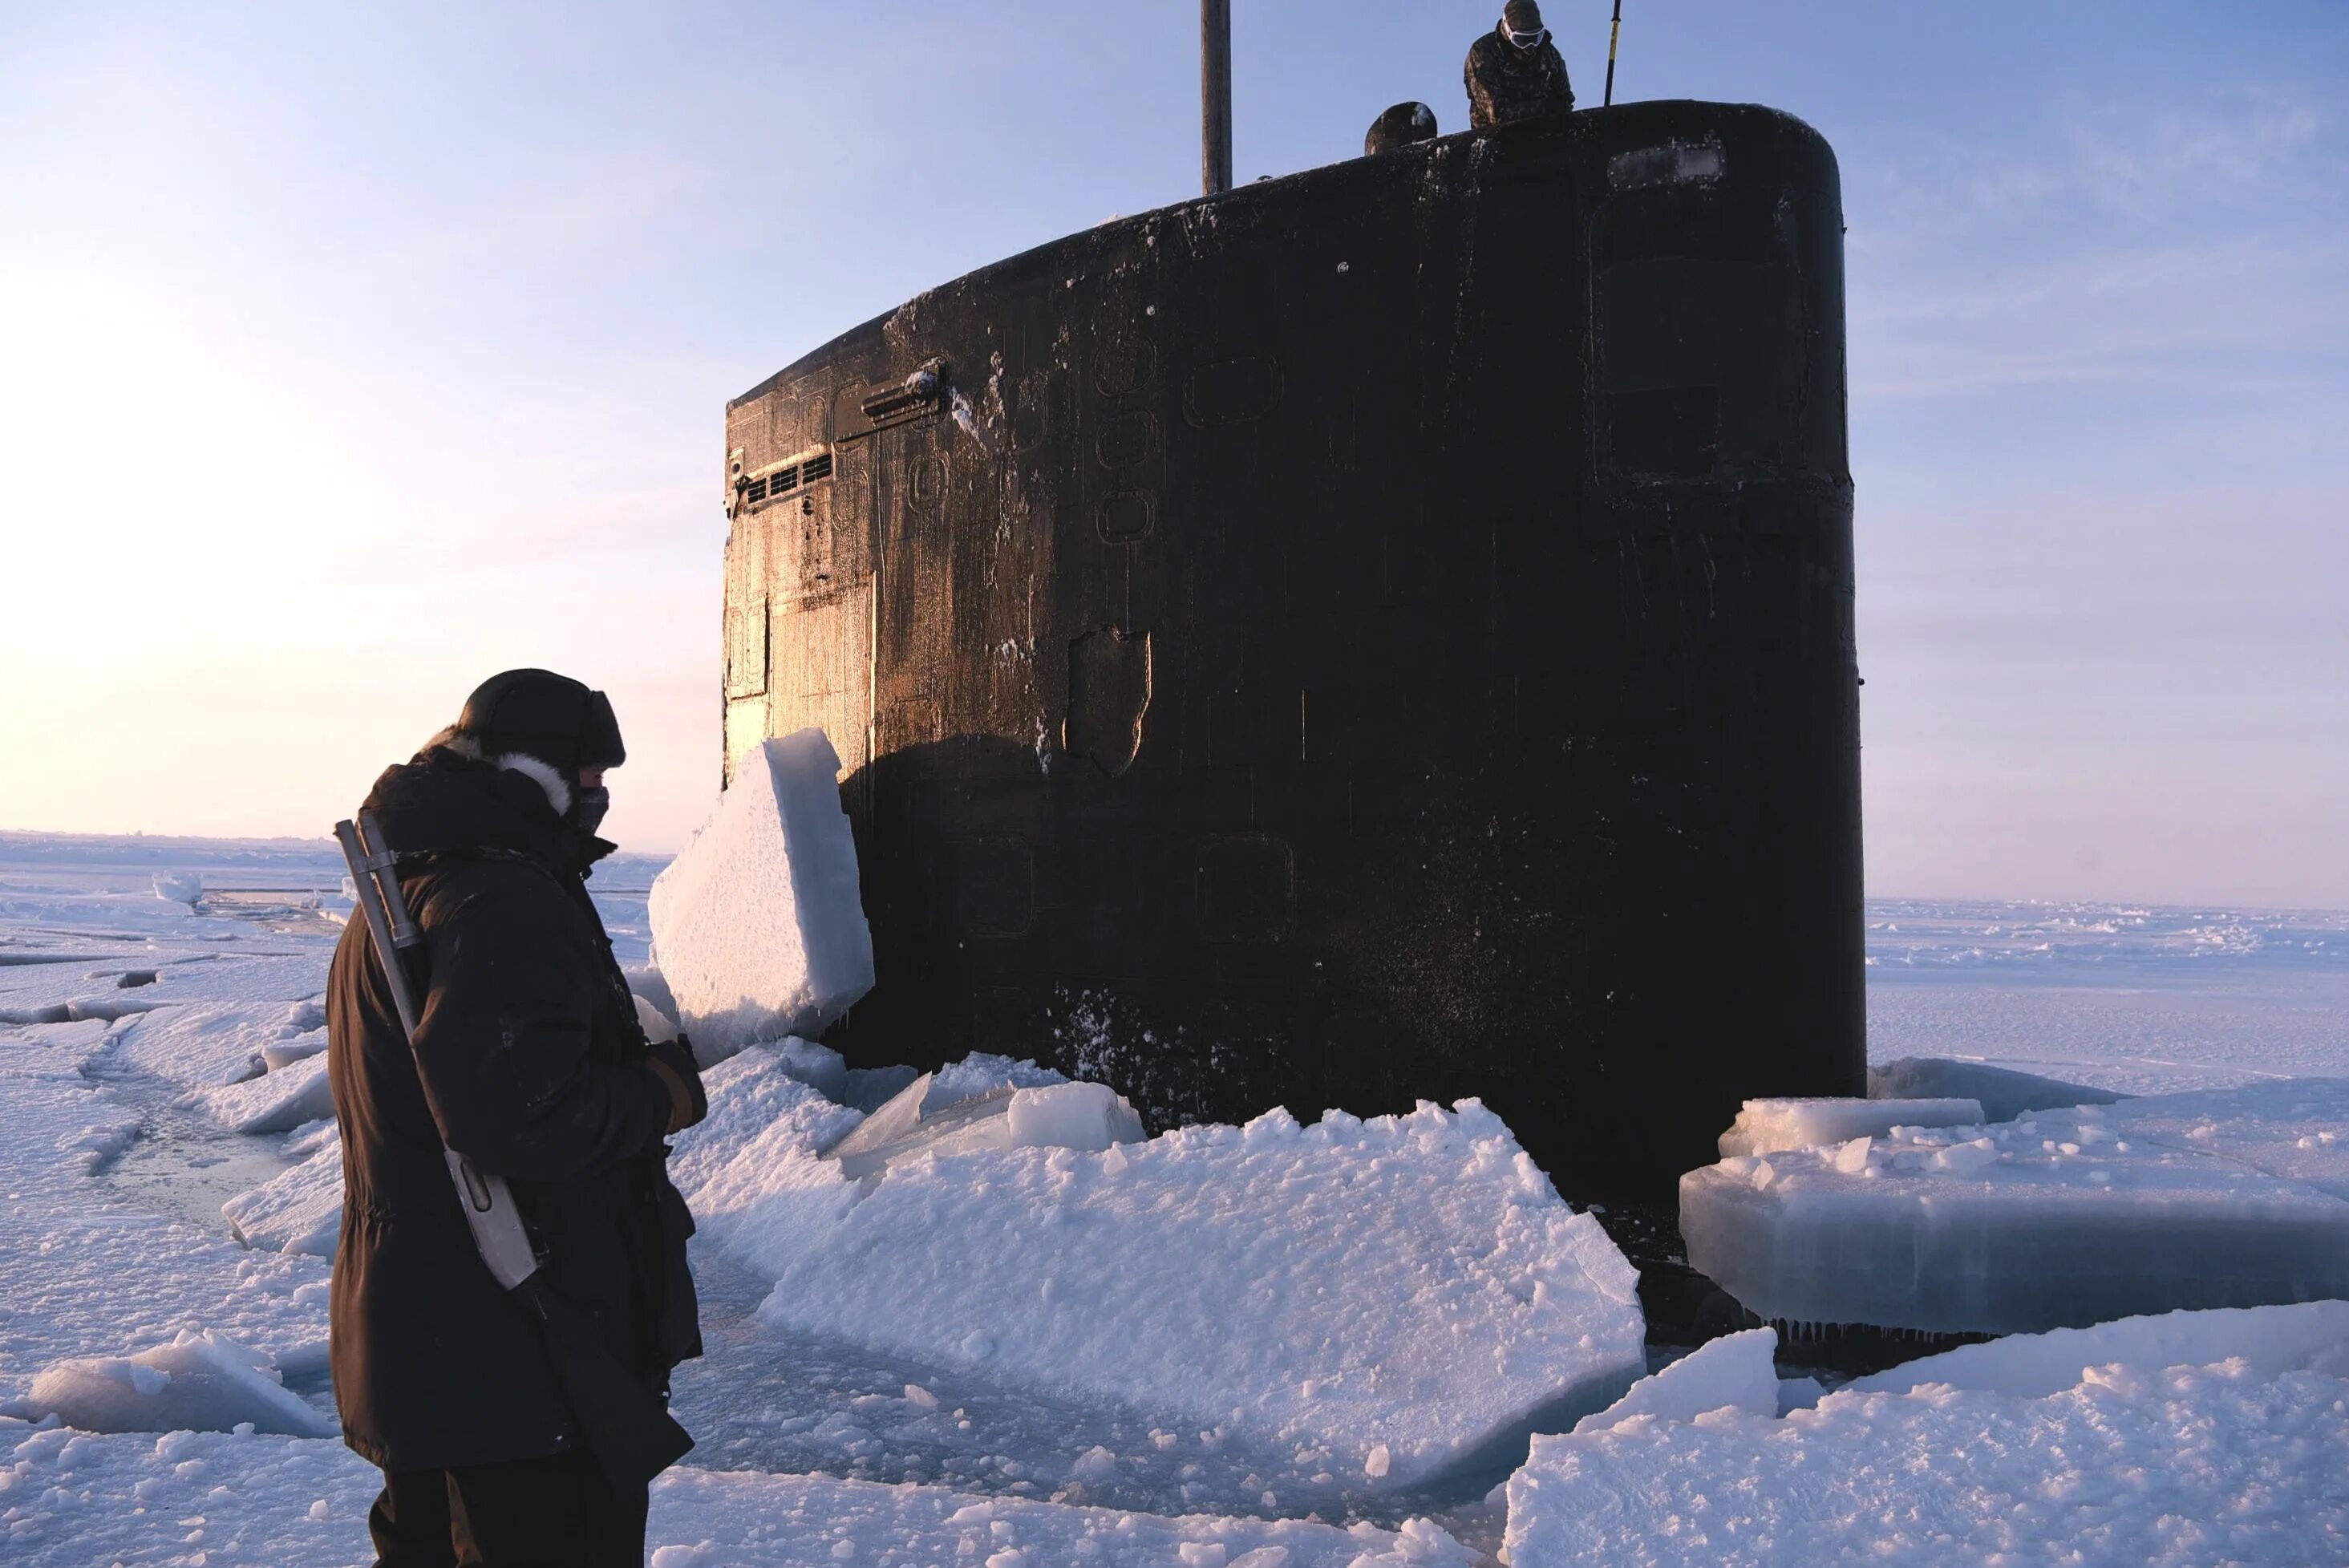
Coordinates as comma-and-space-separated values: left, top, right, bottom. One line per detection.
359, 732, 611, 873
422, 727, 573, 816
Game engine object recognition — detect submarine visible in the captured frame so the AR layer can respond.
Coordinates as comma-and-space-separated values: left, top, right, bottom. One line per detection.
718, 90, 1863, 1196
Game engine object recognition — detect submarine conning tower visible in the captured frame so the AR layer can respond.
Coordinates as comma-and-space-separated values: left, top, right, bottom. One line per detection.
721, 99, 1861, 1195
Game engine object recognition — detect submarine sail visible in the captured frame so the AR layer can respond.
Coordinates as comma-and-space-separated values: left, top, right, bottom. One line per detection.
721, 100, 1862, 1193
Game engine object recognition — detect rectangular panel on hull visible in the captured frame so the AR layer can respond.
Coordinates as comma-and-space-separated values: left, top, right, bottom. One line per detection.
767, 591, 872, 784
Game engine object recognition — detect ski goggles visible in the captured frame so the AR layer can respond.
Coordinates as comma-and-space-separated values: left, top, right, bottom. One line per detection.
1501, 20, 1549, 48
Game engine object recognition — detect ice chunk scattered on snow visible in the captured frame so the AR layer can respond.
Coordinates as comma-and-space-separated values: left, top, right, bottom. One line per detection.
1683, 1079, 2349, 1333
925, 1051, 1066, 1109
1869, 1055, 2129, 1121
152, 873, 203, 907
188, 1052, 334, 1134
1005, 1081, 1144, 1152
223, 1140, 344, 1258
259, 1027, 326, 1072
18, 1329, 335, 1437
822, 1070, 931, 1163
648, 730, 874, 1064
828, 1080, 1144, 1181
1718, 1096, 1984, 1157
700, 1097, 1643, 1489
1572, 1328, 1780, 1432
1503, 1301, 2349, 1568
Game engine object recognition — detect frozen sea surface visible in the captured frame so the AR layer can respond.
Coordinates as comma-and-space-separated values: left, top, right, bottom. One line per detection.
2, 833, 2343, 1564
1867, 899, 2349, 1091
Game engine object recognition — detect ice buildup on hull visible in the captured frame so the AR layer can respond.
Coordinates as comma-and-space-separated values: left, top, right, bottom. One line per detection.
649, 730, 875, 1063
1682, 1078, 2349, 1334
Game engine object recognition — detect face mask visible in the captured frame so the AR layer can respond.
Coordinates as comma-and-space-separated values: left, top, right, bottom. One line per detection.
1504, 20, 1547, 49
573, 786, 612, 837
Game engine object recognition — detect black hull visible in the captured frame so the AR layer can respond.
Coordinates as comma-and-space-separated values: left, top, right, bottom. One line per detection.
722, 100, 1863, 1194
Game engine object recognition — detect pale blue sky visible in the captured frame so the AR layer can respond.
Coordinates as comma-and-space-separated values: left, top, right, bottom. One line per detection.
2, 2, 2343, 906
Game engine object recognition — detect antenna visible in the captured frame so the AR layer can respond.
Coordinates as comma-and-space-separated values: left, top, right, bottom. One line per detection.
1604, 0, 1623, 107
1202, 0, 1233, 195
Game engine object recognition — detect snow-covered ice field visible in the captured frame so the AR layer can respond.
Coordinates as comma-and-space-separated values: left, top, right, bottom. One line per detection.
1866, 898, 2349, 1094
2, 833, 2343, 1565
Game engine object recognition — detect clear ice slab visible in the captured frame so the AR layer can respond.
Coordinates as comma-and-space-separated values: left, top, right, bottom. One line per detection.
1682, 1078, 2349, 1334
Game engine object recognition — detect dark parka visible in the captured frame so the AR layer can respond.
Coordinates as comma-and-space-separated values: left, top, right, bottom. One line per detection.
1464, 26, 1574, 130
326, 744, 700, 1473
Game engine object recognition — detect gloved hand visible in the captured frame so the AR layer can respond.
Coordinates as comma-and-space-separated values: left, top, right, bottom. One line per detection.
645, 1035, 707, 1133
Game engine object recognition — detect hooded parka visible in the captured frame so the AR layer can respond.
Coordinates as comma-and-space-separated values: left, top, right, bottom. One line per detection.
326, 741, 700, 1473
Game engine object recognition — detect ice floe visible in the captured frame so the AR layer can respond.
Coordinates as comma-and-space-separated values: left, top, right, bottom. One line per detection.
695, 1090, 1644, 1490
1683, 1077, 2349, 1332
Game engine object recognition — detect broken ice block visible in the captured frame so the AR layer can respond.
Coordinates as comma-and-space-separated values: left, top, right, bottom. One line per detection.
223, 1141, 344, 1258
1006, 1081, 1146, 1152
649, 730, 875, 1063
719, 1097, 1645, 1489
1573, 1327, 1781, 1433
152, 873, 203, 907
19, 1331, 336, 1438
1682, 1080, 2349, 1334
189, 1054, 334, 1135
822, 1079, 1144, 1181
1717, 1096, 1984, 1157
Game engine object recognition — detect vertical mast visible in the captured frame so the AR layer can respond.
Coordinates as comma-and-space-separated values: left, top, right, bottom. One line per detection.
1604, 0, 1623, 106
1202, 0, 1233, 196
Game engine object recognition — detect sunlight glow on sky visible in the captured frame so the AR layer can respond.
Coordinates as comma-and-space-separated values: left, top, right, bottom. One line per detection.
1, 1, 2343, 906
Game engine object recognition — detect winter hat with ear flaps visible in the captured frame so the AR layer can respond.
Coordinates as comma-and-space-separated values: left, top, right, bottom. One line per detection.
456, 669, 626, 772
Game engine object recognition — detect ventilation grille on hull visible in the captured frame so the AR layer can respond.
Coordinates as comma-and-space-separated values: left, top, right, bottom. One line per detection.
741, 450, 832, 508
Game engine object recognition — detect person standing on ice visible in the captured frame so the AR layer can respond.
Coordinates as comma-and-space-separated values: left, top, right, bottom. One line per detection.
1465, 1, 1575, 130
327, 668, 707, 1567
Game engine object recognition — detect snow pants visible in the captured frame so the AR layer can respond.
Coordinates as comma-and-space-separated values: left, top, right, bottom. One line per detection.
368, 1451, 650, 1567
